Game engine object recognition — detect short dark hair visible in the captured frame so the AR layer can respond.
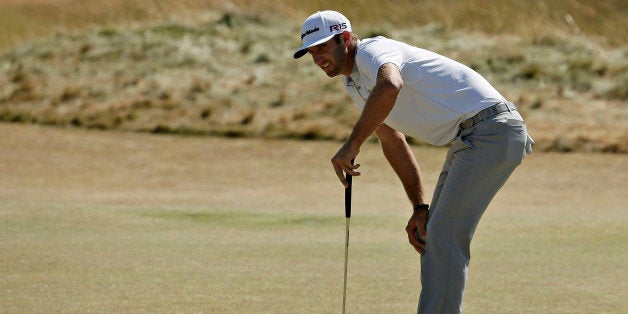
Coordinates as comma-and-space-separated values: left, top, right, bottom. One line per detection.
333, 34, 341, 44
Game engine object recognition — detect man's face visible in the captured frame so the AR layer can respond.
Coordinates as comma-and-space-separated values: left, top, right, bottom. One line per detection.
306, 36, 348, 77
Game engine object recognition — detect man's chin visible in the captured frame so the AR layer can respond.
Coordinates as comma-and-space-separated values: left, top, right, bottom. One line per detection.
323, 69, 340, 77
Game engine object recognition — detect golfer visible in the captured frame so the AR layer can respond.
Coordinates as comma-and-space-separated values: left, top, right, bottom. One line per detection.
294, 10, 534, 313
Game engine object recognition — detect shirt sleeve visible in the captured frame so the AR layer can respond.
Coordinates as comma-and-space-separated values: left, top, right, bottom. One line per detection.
356, 37, 404, 82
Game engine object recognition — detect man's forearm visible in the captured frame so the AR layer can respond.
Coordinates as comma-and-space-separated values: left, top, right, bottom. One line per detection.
346, 88, 397, 148
346, 63, 403, 149
378, 127, 426, 206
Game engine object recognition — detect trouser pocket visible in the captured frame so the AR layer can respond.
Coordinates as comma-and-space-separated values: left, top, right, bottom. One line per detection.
505, 118, 528, 165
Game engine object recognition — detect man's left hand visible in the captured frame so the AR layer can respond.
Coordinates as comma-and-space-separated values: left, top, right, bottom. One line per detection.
406, 206, 428, 255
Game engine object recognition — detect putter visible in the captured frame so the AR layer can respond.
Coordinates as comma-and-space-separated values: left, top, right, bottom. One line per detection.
342, 159, 354, 314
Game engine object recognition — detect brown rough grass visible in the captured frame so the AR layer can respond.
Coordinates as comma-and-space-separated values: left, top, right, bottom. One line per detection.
0, 1, 626, 153
1, 0, 626, 48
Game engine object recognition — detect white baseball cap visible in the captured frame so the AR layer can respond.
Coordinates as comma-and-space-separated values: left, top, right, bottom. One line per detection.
293, 10, 352, 59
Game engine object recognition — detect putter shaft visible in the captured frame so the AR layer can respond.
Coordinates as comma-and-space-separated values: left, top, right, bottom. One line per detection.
342, 160, 353, 314
342, 218, 350, 314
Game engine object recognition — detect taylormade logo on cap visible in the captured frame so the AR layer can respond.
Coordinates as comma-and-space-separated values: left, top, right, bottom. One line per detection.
293, 10, 352, 59
301, 27, 320, 39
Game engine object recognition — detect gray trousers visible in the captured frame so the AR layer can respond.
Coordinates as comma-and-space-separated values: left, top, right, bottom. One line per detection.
418, 110, 533, 313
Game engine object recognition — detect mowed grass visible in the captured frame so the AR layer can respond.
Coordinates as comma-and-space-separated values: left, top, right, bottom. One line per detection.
0, 123, 626, 313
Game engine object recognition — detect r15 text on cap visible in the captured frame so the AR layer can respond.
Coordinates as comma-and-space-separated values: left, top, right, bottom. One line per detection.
329, 23, 347, 32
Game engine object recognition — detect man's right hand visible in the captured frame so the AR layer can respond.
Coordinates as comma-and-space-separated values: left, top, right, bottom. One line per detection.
331, 142, 361, 188
405, 205, 428, 255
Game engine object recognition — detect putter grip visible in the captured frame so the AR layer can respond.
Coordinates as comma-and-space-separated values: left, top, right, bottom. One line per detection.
344, 159, 354, 218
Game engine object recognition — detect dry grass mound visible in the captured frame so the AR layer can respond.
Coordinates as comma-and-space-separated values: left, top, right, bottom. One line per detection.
0, 2, 626, 152
0, 12, 354, 140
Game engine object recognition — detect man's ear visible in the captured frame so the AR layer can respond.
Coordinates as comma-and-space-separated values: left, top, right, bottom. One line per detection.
342, 31, 351, 44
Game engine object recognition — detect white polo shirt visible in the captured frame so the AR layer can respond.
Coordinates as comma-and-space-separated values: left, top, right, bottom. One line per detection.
343, 37, 507, 146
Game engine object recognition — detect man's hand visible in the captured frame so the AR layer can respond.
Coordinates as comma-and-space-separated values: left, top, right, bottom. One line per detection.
331, 142, 361, 188
330, 64, 402, 188
405, 205, 429, 255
